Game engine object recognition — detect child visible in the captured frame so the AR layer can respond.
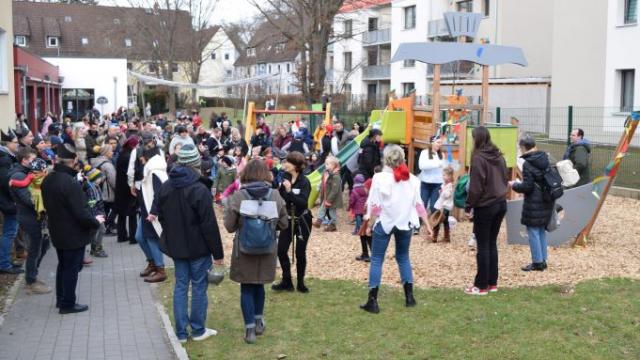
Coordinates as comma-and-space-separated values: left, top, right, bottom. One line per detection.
234, 145, 247, 174
432, 167, 455, 243
313, 156, 342, 232
349, 174, 367, 235
82, 164, 108, 258
213, 155, 237, 204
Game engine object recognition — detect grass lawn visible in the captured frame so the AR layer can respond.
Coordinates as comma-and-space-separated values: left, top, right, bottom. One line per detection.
158, 276, 640, 359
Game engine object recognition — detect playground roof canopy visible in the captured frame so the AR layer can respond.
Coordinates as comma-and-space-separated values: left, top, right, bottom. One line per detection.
391, 42, 528, 67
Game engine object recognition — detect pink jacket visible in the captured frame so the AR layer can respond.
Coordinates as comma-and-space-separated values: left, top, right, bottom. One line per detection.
348, 186, 368, 215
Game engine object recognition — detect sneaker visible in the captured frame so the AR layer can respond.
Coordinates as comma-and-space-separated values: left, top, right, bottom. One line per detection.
255, 318, 265, 336
82, 257, 93, 265
323, 224, 337, 232
488, 285, 498, 293
26, 282, 52, 295
464, 286, 488, 296
244, 327, 256, 344
90, 249, 108, 258
192, 328, 217, 342
468, 234, 477, 248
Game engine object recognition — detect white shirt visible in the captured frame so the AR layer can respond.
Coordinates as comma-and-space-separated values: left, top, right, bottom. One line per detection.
366, 167, 424, 233
418, 149, 444, 184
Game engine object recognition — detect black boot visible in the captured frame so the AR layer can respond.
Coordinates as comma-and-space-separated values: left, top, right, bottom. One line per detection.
521, 263, 545, 272
296, 278, 309, 293
271, 277, 294, 292
360, 287, 380, 314
403, 282, 416, 307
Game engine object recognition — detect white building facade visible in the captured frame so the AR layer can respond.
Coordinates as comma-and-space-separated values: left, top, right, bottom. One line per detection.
198, 28, 241, 98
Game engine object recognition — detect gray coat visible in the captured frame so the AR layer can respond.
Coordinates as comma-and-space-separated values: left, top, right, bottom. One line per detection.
90, 156, 116, 203
223, 182, 288, 284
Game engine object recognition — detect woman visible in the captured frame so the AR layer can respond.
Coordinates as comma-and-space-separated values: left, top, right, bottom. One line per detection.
115, 136, 138, 244
223, 160, 288, 344
418, 136, 444, 212
464, 126, 509, 296
360, 145, 431, 314
226, 128, 249, 157
90, 145, 117, 234
357, 129, 383, 179
272, 152, 313, 293
73, 125, 88, 163
272, 126, 292, 152
510, 134, 553, 272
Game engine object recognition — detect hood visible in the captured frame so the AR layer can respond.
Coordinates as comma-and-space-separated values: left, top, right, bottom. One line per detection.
474, 147, 505, 166
521, 150, 549, 170
575, 139, 592, 153
360, 137, 378, 148
241, 181, 271, 198
167, 166, 200, 188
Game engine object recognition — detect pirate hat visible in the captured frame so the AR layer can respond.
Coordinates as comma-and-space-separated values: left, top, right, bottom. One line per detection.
0, 129, 16, 142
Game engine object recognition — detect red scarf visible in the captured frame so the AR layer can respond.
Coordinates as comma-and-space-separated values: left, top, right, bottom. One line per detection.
393, 162, 410, 182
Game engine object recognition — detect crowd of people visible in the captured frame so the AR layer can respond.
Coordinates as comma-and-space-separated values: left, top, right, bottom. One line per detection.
0, 105, 591, 344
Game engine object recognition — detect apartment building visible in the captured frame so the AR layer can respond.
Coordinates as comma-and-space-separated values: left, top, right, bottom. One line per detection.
0, 1, 15, 130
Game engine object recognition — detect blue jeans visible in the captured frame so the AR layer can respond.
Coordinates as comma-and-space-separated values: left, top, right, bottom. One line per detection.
317, 204, 337, 225
0, 214, 19, 270
23, 218, 50, 284
240, 284, 265, 328
135, 219, 164, 267
368, 223, 413, 288
527, 227, 548, 263
420, 182, 441, 213
173, 256, 212, 340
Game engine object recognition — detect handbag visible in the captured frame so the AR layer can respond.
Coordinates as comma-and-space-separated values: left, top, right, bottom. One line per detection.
546, 204, 561, 232
556, 159, 580, 187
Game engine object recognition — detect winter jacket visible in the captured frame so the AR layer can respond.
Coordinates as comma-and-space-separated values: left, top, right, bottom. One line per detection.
434, 182, 454, 211
114, 148, 136, 213
9, 164, 38, 221
331, 130, 352, 155
75, 137, 87, 163
320, 170, 343, 209
466, 147, 509, 210
278, 174, 311, 217
214, 166, 237, 193
223, 181, 288, 284
511, 151, 555, 227
320, 135, 332, 163
0, 147, 17, 215
155, 165, 224, 261
85, 131, 99, 160
348, 186, 368, 215
358, 137, 382, 179
90, 156, 116, 203
42, 164, 100, 250
564, 140, 591, 187
273, 134, 292, 150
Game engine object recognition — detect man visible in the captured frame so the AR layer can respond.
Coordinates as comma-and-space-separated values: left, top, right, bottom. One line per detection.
0, 129, 21, 274
16, 127, 34, 150
255, 116, 271, 139
156, 113, 168, 131
85, 121, 100, 160
42, 144, 103, 314
154, 145, 224, 343
563, 128, 591, 187
9, 150, 51, 293
168, 126, 195, 156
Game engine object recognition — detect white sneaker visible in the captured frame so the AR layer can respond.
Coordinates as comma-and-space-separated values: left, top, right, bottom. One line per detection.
468, 234, 477, 248
192, 328, 217, 342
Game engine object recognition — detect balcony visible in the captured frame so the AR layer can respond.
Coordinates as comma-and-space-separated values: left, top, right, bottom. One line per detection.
362, 28, 391, 46
362, 64, 390, 80
428, 19, 449, 38
427, 61, 476, 79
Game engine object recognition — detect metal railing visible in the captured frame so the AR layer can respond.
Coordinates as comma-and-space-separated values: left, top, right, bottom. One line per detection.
362, 28, 391, 46
428, 19, 449, 38
362, 65, 391, 80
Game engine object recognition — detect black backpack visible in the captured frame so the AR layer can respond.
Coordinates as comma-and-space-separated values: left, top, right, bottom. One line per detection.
540, 166, 564, 202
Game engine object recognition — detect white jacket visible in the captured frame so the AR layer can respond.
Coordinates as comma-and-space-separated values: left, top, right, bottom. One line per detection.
141, 154, 168, 237
434, 182, 454, 211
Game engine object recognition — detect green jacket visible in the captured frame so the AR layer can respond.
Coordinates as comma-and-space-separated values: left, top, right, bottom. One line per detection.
214, 167, 237, 193
320, 171, 343, 209
568, 143, 591, 187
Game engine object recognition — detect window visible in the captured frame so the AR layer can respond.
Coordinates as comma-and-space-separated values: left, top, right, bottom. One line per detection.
367, 49, 378, 66
127, 62, 132, 70
344, 83, 352, 95
124, 38, 132, 47
152, 40, 159, 48
211, 52, 216, 60
368, 18, 378, 31
286, 63, 291, 73
457, 0, 473, 12
226, 87, 233, 95
247, 47, 256, 57
171, 63, 179, 73
226, 69, 232, 76
275, 43, 285, 52
403, 59, 415, 67
268, 65, 272, 73
148, 63, 157, 73
482, 0, 490, 16
113, 18, 121, 25
64, 16, 72, 23
620, 69, 635, 111
344, 52, 352, 71
402, 82, 415, 96
404, 6, 416, 29
344, 20, 353, 38
224, 53, 229, 60
277, 64, 281, 72
47, 36, 59, 48
81, 37, 89, 45
0, 28, 7, 92
625, 0, 638, 24
15, 35, 27, 47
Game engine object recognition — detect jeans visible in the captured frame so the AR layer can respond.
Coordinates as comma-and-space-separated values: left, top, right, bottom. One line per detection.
354, 214, 363, 234
527, 227, 548, 263
173, 256, 212, 340
22, 218, 50, 284
0, 213, 19, 270
420, 182, 442, 213
136, 220, 164, 267
240, 284, 265, 327
473, 201, 507, 289
368, 223, 413, 288
90, 223, 106, 250
55, 247, 85, 309
317, 204, 337, 225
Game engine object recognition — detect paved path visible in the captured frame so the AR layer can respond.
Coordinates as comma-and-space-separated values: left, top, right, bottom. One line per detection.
0, 235, 175, 360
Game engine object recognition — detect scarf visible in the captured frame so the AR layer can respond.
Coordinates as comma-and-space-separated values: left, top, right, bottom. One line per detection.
30, 175, 46, 218
393, 162, 410, 182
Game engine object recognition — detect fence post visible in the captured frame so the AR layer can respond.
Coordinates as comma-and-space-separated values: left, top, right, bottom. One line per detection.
496, 107, 501, 124
567, 105, 573, 145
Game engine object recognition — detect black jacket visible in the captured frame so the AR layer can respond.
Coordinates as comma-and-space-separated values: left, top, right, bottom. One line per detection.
512, 151, 555, 227
155, 166, 224, 261
0, 147, 17, 215
9, 164, 37, 221
42, 164, 100, 250
278, 174, 311, 217
358, 137, 382, 179
114, 148, 136, 213
320, 135, 332, 163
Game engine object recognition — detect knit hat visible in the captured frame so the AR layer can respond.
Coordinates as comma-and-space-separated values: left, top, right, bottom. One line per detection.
177, 144, 201, 168
29, 158, 47, 172
83, 164, 104, 183
353, 174, 365, 185
57, 144, 77, 160
221, 155, 235, 167
140, 131, 155, 145
33, 133, 44, 145
123, 136, 139, 150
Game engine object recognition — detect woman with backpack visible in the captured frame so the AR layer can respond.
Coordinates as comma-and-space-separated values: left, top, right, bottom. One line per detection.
223, 160, 288, 344
510, 134, 554, 272
464, 126, 509, 296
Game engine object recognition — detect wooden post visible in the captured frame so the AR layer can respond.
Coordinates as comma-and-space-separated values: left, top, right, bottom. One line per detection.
573, 116, 639, 247
480, 65, 489, 124
432, 64, 441, 126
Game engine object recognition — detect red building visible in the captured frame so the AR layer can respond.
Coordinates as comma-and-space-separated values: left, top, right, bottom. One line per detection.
13, 46, 62, 131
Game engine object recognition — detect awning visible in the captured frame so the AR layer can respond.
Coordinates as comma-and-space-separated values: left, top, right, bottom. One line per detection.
127, 70, 280, 89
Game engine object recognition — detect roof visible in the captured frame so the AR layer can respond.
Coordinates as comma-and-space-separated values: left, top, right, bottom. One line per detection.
12, 1, 200, 61
391, 42, 528, 67
234, 19, 300, 67
340, 0, 391, 13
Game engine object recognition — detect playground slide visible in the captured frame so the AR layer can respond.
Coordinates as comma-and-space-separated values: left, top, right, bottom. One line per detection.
306, 110, 407, 208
